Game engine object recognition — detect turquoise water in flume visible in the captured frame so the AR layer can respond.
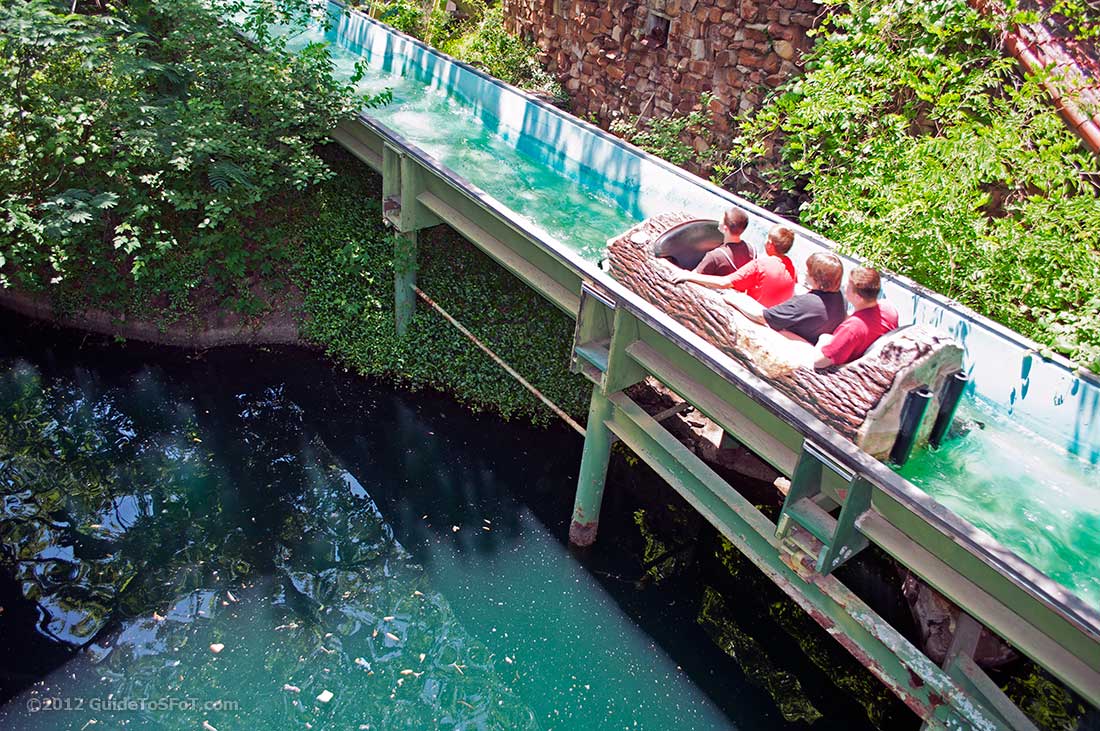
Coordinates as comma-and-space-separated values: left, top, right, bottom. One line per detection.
899, 398, 1100, 610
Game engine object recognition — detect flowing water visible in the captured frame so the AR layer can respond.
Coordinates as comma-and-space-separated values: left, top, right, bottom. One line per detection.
0, 315, 881, 730
899, 400, 1100, 609
268, 9, 1100, 611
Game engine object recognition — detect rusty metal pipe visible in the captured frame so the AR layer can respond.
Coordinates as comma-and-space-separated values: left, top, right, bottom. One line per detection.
971, 0, 1100, 154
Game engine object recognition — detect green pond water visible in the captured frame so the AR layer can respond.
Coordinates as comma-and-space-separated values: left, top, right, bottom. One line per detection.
274, 11, 1100, 612
0, 317, 883, 730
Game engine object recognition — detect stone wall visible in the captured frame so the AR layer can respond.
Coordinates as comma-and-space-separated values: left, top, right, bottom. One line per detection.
501, 0, 821, 162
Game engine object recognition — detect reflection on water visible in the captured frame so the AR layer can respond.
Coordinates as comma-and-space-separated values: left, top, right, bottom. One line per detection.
0, 362, 538, 729
2, 318, 874, 730
900, 397, 1100, 610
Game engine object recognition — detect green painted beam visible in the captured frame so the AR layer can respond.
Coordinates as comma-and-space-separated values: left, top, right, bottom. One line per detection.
604, 391, 1008, 731
329, 117, 1100, 720
393, 230, 417, 336
569, 387, 614, 547
625, 337, 801, 475
417, 190, 580, 316
332, 120, 383, 171
859, 508, 1100, 704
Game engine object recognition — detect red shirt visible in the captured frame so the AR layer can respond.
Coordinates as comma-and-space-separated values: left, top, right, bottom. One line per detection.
694, 241, 754, 276
728, 255, 797, 308
821, 301, 900, 365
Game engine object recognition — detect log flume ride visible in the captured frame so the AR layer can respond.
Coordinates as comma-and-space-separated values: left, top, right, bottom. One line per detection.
607, 213, 966, 460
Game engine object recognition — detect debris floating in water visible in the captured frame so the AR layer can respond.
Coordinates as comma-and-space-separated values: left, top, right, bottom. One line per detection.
209, 643, 225, 654
354, 657, 371, 670
283, 684, 301, 693
201, 722, 217, 731
383, 615, 395, 621
316, 689, 334, 704
385, 632, 400, 642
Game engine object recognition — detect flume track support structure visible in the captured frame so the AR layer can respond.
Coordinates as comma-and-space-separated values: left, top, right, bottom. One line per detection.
320, 6, 1100, 726
333, 108, 1099, 729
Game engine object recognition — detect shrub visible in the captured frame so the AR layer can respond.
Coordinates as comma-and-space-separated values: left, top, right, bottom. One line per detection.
0, 0, 385, 312
724, 0, 1100, 370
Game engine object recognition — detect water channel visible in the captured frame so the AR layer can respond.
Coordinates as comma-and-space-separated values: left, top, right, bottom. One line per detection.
0, 313, 884, 730
273, 7, 1100, 611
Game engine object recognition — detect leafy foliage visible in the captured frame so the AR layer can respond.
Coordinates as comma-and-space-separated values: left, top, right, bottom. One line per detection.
362, 1, 567, 104
1049, 0, 1100, 40
725, 0, 1100, 370
610, 93, 720, 170
0, 0, 386, 312
376, 0, 427, 36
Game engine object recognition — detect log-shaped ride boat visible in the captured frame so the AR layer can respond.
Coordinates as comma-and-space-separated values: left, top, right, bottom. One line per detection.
607, 213, 966, 460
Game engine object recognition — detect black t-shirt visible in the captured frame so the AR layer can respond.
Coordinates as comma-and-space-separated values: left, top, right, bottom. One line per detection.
762, 290, 847, 343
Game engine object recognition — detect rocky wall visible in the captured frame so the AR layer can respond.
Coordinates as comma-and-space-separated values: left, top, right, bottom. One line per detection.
502, 0, 822, 158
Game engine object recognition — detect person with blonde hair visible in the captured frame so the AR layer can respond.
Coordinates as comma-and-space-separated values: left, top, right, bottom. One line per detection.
670, 224, 797, 307
726, 251, 846, 343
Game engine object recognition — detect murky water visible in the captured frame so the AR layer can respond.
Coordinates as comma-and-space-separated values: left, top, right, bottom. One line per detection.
0, 316, 881, 730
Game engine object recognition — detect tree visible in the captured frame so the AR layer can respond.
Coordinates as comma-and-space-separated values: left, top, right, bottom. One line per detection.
0, 0, 387, 309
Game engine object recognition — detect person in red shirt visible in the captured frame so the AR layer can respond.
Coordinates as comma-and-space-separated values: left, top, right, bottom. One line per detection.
670, 224, 797, 308
692, 207, 755, 276
814, 266, 899, 368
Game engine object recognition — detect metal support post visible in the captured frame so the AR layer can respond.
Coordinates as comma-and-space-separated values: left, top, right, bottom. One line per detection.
569, 387, 615, 547
394, 230, 417, 336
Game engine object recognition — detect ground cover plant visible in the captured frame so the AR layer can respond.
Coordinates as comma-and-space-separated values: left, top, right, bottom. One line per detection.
721, 0, 1100, 371
291, 149, 590, 424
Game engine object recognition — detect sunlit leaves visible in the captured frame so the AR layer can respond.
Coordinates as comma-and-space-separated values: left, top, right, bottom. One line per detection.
725, 0, 1100, 371
0, 0, 386, 301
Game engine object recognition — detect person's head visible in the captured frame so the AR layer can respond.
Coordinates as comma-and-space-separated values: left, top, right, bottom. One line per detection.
720, 208, 749, 239
805, 252, 843, 292
764, 225, 795, 256
846, 266, 882, 305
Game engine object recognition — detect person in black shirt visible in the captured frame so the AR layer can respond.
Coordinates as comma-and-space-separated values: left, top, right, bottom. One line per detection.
691, 207, 755, 276
724, 251, 846, 344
